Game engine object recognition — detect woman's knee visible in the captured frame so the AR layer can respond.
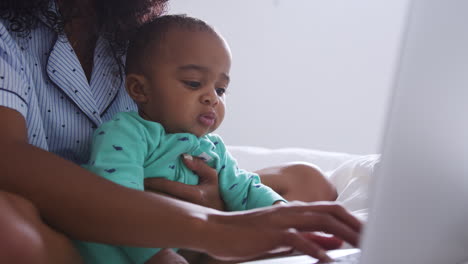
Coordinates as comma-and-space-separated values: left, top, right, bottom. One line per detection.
0, 191, 84, 264
259, 162, 337, 202
283, 162, 337, 202
0, 191, 47, 263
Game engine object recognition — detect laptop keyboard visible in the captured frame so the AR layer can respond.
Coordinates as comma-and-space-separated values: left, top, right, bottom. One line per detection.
323, 251, 361, 264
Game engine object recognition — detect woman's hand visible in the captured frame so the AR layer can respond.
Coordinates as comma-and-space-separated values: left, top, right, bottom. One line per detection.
144, 155, 361, 262
201, 201, 362, 262
302, 232, 344, 250
144, 155, 225, 211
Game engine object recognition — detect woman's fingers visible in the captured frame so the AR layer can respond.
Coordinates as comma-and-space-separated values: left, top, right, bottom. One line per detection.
300, 212, 359, 247
144, 178, 199, 202
181, 154, 218, 184
145, 155, 224, 210
182, 155, 225, 210
282, 230, 333, 262
266, 205, 360, 260
283, 212, 359, 247
284, 201, 362, 233
205, 202, 361, 261
249, 202, 361, 247
302, 232, 343, 250
307, 202, 362, 233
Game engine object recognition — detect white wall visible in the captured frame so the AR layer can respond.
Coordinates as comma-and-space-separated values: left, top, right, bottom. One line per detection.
168, 0, 409, 154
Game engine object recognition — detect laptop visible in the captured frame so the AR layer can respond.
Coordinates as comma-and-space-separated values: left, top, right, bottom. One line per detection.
243, 0, 468, 263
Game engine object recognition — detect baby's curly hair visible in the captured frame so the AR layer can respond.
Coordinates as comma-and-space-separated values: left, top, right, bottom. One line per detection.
125, 14, 216, 75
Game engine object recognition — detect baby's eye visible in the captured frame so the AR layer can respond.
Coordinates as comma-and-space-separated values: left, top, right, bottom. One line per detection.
182, 81, 201, 89
215, 88, 226, 96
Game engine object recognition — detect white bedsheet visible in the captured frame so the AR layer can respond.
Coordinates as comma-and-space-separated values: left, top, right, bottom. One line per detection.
227, 145, 380, 220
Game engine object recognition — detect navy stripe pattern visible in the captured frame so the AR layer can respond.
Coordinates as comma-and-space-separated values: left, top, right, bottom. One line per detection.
0, 17, 136, 165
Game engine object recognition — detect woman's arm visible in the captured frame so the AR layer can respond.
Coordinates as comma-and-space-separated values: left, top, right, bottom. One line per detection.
0, 106, 361, 262
0, 107, 215, 247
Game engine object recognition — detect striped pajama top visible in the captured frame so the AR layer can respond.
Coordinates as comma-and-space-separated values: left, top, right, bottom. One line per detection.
0, 12, 137, 165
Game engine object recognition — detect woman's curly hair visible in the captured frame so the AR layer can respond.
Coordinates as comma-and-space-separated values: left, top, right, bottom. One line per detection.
0, 0, 168, 73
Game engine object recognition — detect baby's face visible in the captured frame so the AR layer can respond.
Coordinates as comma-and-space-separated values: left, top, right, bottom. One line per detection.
141, 29, 231, 137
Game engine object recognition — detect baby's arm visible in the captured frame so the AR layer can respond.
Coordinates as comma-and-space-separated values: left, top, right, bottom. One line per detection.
219, 162, 286, 211
208, 135, 286, 211
83, 115, 149, 190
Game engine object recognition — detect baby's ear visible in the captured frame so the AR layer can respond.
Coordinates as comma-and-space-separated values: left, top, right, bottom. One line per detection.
125, 74, 149, 104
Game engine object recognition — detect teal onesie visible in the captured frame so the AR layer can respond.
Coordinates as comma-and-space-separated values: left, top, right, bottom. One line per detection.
74, 111, 286, 264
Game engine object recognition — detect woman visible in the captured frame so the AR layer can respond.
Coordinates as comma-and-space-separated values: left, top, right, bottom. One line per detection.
0, 1, 361, 263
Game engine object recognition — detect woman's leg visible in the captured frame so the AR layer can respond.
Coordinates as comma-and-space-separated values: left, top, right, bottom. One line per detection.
256, 162, 338, 202
0, 191, 84, 264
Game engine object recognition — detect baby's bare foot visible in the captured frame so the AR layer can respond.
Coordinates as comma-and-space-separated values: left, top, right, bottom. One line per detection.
145, 248, 189, 264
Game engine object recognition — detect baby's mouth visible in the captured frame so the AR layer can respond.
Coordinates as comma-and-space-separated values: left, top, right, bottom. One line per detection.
198, 112, 216, 127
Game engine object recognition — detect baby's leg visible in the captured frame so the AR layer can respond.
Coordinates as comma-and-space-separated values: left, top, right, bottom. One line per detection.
256, 162, 337, 202
145, 248, 189, 264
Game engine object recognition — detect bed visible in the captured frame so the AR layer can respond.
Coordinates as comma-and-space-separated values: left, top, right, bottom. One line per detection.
227, 145, 380, 222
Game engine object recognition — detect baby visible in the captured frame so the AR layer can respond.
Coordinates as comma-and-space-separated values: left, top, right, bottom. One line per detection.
75, 14, 335, 264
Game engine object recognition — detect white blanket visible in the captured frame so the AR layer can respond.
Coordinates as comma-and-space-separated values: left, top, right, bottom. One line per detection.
328, 154, 379, 221
227, 145, 380, 220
